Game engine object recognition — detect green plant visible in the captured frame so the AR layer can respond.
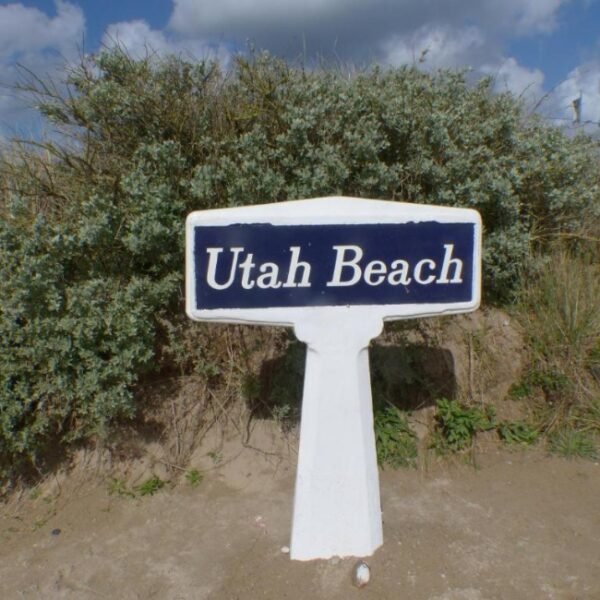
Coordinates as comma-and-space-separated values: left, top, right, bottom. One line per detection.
433, 398, 496, 452
576, 399, 600, 433
374, 405, 418, 468
272, 403, 293, 425
2, 47, 599, 482
107, 478, 136, 499
509, 368, 570, 400
498, 421, 539, 445
531, 369, 570, 394
207, 450, 223, 465
548, 428, 598, 460
508, 380, 533, 400
107, 475, 168, 497
134, 476, 166, 497
185, 468, 203, 488
28, 487, 41, 501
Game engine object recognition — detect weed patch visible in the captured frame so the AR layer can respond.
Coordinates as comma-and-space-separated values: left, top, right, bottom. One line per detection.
549, 428, 598, 460
107, 478, 136, 499
498, 421, 539, 445
185, 469, 203, 488
134, 476, 167, 497
517, 251, 600, 444
108, 475, 168, 498
433, 398, 496, 453
374, 405, 418, 468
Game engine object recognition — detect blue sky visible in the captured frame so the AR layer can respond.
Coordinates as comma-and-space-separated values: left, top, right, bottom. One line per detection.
1, 0, 599, 138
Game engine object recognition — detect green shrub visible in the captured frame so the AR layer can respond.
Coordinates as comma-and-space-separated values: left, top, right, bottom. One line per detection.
0, 199, 175, 473
185, 468, 203, 488
433, 398, 496, 452
374, 405, 418, 468
107, 475, 168, 497
1, 48, 598, 479
498, 421, 539, 445
107, 477, 136, 498
33, 48, 600, 300
134, 475, 167, 496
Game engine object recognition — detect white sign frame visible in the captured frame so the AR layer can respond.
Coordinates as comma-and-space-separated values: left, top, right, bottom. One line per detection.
186, 196, 482, 561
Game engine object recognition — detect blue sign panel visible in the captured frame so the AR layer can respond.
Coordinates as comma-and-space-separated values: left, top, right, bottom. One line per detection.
193, 222, 475, 310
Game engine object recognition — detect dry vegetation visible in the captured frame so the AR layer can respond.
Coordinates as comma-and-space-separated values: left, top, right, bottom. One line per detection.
0, 48, 598, 490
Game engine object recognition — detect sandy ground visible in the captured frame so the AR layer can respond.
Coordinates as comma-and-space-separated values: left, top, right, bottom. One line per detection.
1, 427, 599, 600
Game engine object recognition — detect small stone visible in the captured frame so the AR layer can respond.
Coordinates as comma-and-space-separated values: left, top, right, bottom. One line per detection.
280, 546, 290, 554
352, 560, 371, 588
51, 528, 61, 536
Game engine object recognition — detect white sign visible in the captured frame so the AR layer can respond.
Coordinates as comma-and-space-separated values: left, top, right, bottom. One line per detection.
186, 196, 482, 560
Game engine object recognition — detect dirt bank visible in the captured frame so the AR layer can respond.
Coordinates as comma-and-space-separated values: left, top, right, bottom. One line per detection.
1, 430, 598, 600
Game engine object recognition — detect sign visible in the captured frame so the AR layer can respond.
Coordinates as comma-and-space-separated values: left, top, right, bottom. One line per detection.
192, 222, 474, 310
186, 197, 481, 560
187, 197, 480, 323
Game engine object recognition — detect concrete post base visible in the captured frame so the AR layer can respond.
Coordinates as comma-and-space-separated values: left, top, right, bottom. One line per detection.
290, 311, 384, 561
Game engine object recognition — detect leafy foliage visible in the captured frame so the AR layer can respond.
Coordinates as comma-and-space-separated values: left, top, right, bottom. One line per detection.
107, 475, 168, 498
107, 477, 136, 499
374, 405, 418, 468
134, 475, 167, 496
498, 421, 539, 445
1, 47, 598, 477
433, 398, 496, 452
0, 207, 170, 471
185, 468, 203, 488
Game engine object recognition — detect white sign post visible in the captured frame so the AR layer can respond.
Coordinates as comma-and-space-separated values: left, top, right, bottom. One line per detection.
186, 196, 482, 561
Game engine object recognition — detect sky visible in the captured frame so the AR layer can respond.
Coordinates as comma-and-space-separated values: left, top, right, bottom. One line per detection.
1, 0, 599, 139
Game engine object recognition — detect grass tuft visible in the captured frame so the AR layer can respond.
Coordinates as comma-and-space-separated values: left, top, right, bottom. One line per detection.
549, 427, 598, 460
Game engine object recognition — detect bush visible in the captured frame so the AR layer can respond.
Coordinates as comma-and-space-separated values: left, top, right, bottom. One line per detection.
433, 398, 496, 452
374, 405, 418, 468
498, 421, 539, 445
29, 48, 600, 300
1, 48, 598, 478
0, 203, 172, 473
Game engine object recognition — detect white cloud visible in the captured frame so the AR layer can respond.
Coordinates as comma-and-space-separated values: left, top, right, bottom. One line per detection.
169, 0, 348, 33
167, 0, 566, 121
0, 3, 231, 139
516, 0, 564, 33
546, 59, 600, 133
0, 0, 84, 57
481, 58, 546, 104
484, 0, 568, 34
102, 20, 231, 64
0, 1, 85, 138
103, 20, 175, 60
381, 25, 487, 70
380, 24, 546, 111
168, 0, 572, 55
0, 0, 592, 140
